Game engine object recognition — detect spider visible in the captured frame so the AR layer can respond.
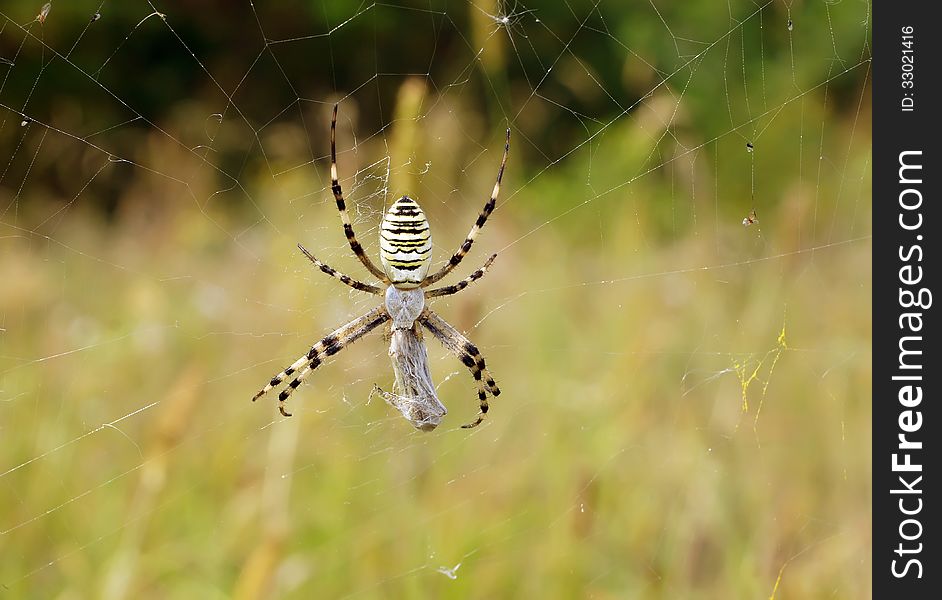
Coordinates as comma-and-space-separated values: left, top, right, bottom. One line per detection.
252, 105, 509, 430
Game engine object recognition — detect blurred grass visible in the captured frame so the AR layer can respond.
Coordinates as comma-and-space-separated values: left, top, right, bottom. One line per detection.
1, 1, 870, 598
0, 122, 871, 598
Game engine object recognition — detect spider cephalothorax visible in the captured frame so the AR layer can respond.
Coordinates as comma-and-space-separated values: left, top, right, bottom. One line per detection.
252, 104, 508, 430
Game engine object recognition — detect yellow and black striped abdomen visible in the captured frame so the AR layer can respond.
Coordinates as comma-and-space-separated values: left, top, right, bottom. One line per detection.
380, 196, 432, 288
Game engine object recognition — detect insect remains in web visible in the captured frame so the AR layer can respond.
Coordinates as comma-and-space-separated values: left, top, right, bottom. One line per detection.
742, 209, 758, 227
251, 104, 509, 430
482, 2, 538, 31
36, 3, 52, 25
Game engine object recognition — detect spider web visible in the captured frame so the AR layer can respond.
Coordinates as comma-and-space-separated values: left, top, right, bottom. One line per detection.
1, 0, 871, 597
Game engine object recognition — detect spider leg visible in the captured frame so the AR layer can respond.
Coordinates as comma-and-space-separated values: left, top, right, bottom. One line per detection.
252, 305, 390, 417
331, 104, 388, 282
422, 128, 510, 287
419, 308, 501, 428
425, 254, 497, 298
298, 244, 383, 295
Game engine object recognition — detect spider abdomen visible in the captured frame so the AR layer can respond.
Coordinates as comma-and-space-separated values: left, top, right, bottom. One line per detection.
380, 196, 432, 288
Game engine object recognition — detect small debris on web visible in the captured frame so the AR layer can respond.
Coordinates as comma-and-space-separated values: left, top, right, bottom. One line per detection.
37, 3, 52, 25
745, 141, 754, 152
742, 209, 758, 226
436, 562, 461, 580
787, 19, 794, 32
91, 13, 101, 23
20, 118, 30, 127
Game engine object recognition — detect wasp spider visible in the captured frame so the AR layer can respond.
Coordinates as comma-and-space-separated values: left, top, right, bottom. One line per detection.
252, 105, 508, 430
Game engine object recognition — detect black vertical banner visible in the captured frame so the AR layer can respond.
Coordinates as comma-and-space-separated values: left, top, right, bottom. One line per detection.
874, 2, 938, 597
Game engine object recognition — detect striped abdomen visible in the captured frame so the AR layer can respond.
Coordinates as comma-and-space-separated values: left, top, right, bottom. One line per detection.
380, 196, 432, 288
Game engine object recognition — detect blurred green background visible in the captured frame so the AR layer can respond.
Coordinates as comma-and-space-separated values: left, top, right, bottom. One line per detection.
1, 1, 870, 598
